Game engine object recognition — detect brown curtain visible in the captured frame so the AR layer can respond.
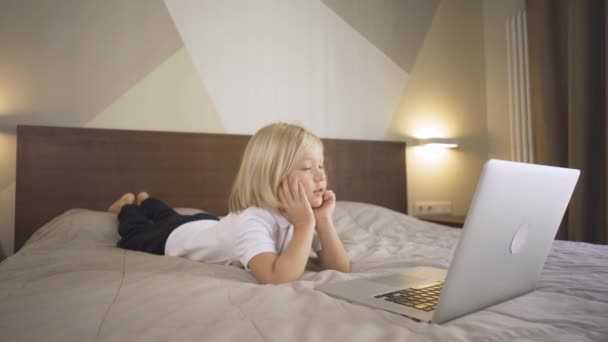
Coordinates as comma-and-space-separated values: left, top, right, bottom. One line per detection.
527, 0, 607, 244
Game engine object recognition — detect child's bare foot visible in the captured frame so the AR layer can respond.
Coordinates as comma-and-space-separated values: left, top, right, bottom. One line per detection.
108, 193, 135, 214
136, 192, 150, 205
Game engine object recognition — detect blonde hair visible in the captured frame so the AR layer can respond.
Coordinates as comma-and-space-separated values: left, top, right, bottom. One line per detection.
228, 122, 323, 213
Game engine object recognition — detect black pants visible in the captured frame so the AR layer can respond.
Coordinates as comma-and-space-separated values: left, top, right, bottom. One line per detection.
116, 197, 219, 255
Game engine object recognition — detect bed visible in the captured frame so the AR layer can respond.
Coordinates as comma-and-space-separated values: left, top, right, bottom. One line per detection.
2, 125, 607, 342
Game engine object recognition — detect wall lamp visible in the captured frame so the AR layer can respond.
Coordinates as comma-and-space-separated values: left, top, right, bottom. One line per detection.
416, 138, 459, 149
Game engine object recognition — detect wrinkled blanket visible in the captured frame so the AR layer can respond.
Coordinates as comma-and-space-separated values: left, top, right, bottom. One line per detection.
1, 202, 607, 342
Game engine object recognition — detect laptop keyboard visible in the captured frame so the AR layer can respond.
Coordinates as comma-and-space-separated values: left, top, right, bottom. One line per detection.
374, 281, 444, 312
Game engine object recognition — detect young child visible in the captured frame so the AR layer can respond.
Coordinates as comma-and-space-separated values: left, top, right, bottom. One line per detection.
111, 122, 350, 284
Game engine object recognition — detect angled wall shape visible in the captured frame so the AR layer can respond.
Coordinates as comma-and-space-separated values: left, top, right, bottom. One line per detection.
0, 0, 185, 257
322, 0, 439, 73
86, 47, 224, 133
164, 0, 408, 140
0, 0, 182, 127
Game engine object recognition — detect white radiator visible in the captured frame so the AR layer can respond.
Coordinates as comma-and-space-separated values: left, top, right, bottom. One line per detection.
506, 11, 534, 163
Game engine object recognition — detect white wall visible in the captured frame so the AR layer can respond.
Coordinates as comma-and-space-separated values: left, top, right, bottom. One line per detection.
164, 0, 408, 140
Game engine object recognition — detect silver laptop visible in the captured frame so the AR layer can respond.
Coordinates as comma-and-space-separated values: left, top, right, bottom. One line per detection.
316, 159, 579, 324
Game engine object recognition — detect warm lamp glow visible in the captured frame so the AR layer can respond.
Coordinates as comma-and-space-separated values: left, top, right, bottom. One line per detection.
409, 124, 458, 158
414, 145, 447, 161
414, 126, 446, 139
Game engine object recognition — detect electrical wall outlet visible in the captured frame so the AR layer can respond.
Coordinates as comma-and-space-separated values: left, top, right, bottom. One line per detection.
414, 201, 452, 216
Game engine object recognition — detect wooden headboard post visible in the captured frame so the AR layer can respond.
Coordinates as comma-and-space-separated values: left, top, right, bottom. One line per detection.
15, 125, 407, 251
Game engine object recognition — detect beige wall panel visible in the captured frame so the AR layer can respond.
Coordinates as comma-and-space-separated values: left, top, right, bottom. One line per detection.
86, 48, 224, 133
389, 0, 488, 216
0, 183, 15, 260
0, 132, 16, 260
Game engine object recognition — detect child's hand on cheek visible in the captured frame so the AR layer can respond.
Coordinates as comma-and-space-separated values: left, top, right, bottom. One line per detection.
313, 190, 336, 227
278, 175, 315, 231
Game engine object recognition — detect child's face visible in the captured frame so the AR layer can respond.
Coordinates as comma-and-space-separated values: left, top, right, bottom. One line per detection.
286, 145, 326, 208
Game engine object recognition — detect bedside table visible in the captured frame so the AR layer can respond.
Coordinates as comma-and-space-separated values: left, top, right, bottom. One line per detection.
417, 215, 466, 228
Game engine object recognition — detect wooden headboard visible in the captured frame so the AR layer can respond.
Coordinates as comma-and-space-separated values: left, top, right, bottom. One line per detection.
15, 125, 407, 251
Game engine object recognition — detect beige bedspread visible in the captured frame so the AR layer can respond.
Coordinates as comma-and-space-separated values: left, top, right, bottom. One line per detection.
1, 202, 607, 342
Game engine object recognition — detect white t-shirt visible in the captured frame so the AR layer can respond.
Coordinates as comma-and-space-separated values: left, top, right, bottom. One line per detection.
164, 207, 322, 271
